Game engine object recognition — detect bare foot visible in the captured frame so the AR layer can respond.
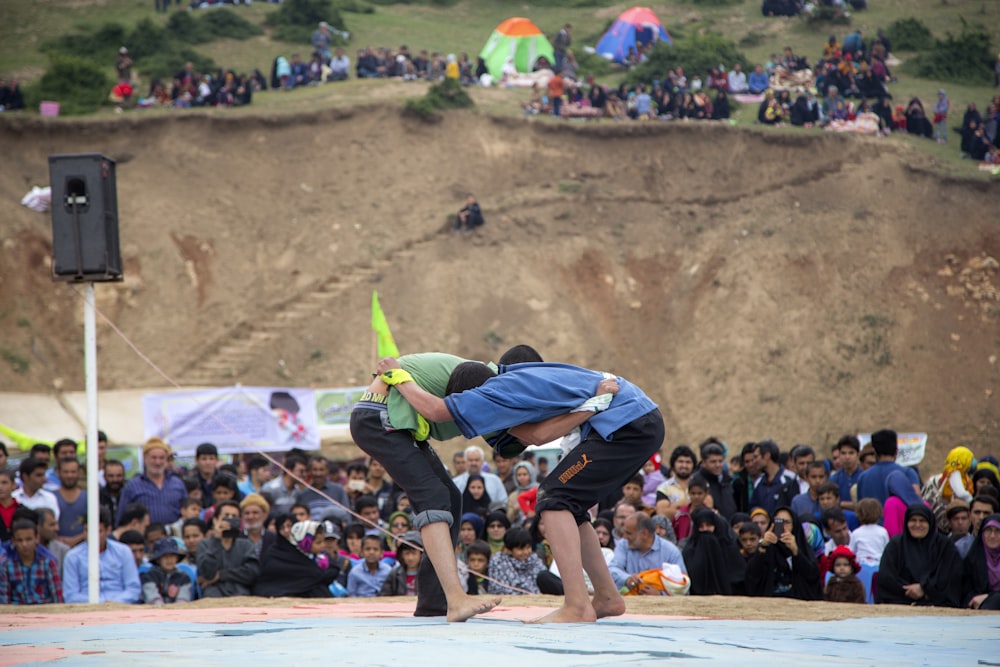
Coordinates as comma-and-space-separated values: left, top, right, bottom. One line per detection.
525, 605, 597, 624
446, 595, 501, 622
591, 593, 626, 619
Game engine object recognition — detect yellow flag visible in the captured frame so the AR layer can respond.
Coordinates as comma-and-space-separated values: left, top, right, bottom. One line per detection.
0, 422, 54, 452
372, 291, 400, 358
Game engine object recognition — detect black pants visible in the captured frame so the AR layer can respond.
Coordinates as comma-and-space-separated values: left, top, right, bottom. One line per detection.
350, 404, 462, 616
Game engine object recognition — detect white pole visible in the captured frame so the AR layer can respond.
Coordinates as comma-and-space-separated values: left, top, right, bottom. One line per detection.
84, 282, 100, 604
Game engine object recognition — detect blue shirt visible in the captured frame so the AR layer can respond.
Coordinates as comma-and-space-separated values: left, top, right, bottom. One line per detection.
790, 492, 822, 520
830, 466, 862, 502
855, 462, 920, 505
608, 535, 686, 589
446, 362, 658, 442
118, 471, 188, 525
63, 539, 141, 603
346, 560, 392, 597
748, 71, 769, 93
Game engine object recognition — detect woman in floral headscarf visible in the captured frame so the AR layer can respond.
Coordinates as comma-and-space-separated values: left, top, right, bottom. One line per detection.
253, 520, 339, 598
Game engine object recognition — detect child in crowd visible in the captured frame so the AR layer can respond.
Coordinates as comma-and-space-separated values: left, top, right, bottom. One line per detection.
342, 523, 366, 560
462, 540, 492, 594
487, 527, 546, 595
202, 474, 238, 524
144, 523, 167, 557
119, 530, 148, 572
380, 532, 423, 596
818, 482, 858, 529
641, 454, 665, 508
738, 522, 762, 559
168, 498, 203, 538
849, 498, 890, 566
620, 475, 648, 513
141, 538, 194, 605
347, 534, 391, 597
822, 545, 865, 603
673, 477, 710, 544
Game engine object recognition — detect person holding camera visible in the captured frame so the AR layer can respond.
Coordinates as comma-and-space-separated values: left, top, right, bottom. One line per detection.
744, 506, 822, 600
196, 500, 260, 597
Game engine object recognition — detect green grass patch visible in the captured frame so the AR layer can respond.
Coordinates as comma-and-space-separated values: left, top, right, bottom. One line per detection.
403, 76, 473, 121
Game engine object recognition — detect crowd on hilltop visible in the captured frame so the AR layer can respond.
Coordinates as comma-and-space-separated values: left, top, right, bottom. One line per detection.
2, 423, 999, 609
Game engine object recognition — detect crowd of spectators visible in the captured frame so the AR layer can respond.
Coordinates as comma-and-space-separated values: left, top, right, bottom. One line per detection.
2, 426, 998, 609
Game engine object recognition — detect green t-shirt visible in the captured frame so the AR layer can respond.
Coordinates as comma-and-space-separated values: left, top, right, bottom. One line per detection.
387, 352, 496, 441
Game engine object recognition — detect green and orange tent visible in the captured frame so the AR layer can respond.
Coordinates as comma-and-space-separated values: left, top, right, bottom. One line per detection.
479, 17, 555, 80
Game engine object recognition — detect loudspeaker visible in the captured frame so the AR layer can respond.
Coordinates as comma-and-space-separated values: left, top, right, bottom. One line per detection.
48, 153, 123, 282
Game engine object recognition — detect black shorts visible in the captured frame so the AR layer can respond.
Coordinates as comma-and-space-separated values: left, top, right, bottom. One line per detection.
535, 409, 664, 524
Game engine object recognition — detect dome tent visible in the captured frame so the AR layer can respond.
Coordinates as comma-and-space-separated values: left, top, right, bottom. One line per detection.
479, 17, 555, 80
595, 6, 672, 65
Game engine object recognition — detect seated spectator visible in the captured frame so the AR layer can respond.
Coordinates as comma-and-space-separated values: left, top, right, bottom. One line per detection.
380, 532, 423, 596
747, 65, 769, 94
0, 78, 25, 111
0, 518, 63, 604
196, 500, 260, 597
849, 497, 890, 566
947, 501, 975, 558
682, 508, 745, 595
761, 0, 802, 17
288, 53, 310, 89
962, 513, 1000, 610
712, 90, 731, 120
119, 529, 148, 572
609, 513, 687, 594
0, 469, 20, 544
454, 194, 484, 234
487, 526, 545, 595
821, 508, 852, 555
461, 539, 491, 594
254, 520, 337, 598
63, 508, 141, 603
347, 534, 391, 597
822, 545, 866, 603
329, 47, 350, 82
744, 506, 822, 600
738, 521, 762, 559
141, 538, 193, 605
876, 503, 962, 607
728, 64, 748, 94
905, 97, 934, 139
167, 497, 203, 540
240, 493, 275, 561
483, 511, 509, 555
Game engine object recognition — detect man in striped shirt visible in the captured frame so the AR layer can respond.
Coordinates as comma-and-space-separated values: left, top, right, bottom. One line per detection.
118, 438, 187, 526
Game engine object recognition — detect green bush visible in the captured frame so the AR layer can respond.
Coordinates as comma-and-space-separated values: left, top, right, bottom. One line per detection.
24, 55, 111, 116
403, 77, 473, 121
41, 22, 126, 65
909, 25, 994, 85
166, 9, 263, 44
334, 0, 375, 14
804, 5, 852, 28
626, 33, 749, 85
265, 0, 346, 31
885, 17, 934, 51
141, 48, 217, 82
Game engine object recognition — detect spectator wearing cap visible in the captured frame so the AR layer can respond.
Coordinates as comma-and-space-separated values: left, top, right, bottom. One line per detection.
64, 507, 141, 603
947, 501, 974, 558
320, 520, 353, 588
856, 429, 920, 505
240, 493, 276, 562
196, 499, 259, 598
118, 439, 187, 526
141, 538, 193, 604
254, 520, 338, 598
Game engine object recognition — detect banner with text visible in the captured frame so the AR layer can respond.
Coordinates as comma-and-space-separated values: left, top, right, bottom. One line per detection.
858, 432, 927, 467
143, 386, 320, 456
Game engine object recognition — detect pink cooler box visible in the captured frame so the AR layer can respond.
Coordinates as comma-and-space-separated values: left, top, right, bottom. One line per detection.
39, 101, 60, 117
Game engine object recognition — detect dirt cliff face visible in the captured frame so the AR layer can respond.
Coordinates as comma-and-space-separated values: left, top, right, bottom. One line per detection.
2, 108, 998, 463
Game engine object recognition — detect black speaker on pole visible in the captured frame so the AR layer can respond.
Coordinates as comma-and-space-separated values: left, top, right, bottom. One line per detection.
48, 153, 123, 283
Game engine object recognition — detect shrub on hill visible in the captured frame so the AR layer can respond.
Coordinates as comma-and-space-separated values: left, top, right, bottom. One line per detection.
908, 24, 995, 86
334, 0, 376, 13
625, 32, 750, 86
166, 9, 264, 44
804, 6, 851, 28
885, 18, 934, 52
403, 77, 473, 121
265, 0, 347, 44
23, 55, 111, 116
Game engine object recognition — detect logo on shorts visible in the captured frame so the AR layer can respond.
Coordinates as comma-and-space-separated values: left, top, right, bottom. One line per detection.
558, 453, 593, 484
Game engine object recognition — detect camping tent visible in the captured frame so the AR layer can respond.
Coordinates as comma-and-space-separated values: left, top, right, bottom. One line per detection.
595, 7, 672, 65
480, 17, 555, 80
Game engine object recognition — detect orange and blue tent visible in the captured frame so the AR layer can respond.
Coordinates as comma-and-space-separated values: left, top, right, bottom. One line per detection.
480, 17, 555, 80
595, 7, 672, 65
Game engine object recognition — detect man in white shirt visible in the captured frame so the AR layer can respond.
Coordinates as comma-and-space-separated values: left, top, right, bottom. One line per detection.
727, 63, 748, 94
14, 458, 60, 520
450, 445, 507, 504
329, 47, 351, 81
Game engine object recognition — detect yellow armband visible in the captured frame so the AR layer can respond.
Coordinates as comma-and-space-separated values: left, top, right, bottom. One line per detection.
380, 369, 414, 386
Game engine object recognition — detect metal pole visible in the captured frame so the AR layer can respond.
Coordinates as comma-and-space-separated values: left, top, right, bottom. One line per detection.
84, 282, 100, 604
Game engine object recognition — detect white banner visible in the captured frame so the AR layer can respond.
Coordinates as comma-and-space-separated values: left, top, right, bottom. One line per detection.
143, 386, 320, 456
858, 432, 927, 467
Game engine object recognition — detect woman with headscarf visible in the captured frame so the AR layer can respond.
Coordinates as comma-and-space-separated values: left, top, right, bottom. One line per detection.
744, 506, 822, 600
972, 468, 1000, 496
253, 520, 338, 598
456, 512, 484, 563
962, 513, 1000, 610
939, 446, 976, 503
484, 510, 511, 555
683, 508, 746, 595
462, 473, 492, 517
884, 470, 926, 537
876, 503, 962, 607
507, 461, 537, 526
